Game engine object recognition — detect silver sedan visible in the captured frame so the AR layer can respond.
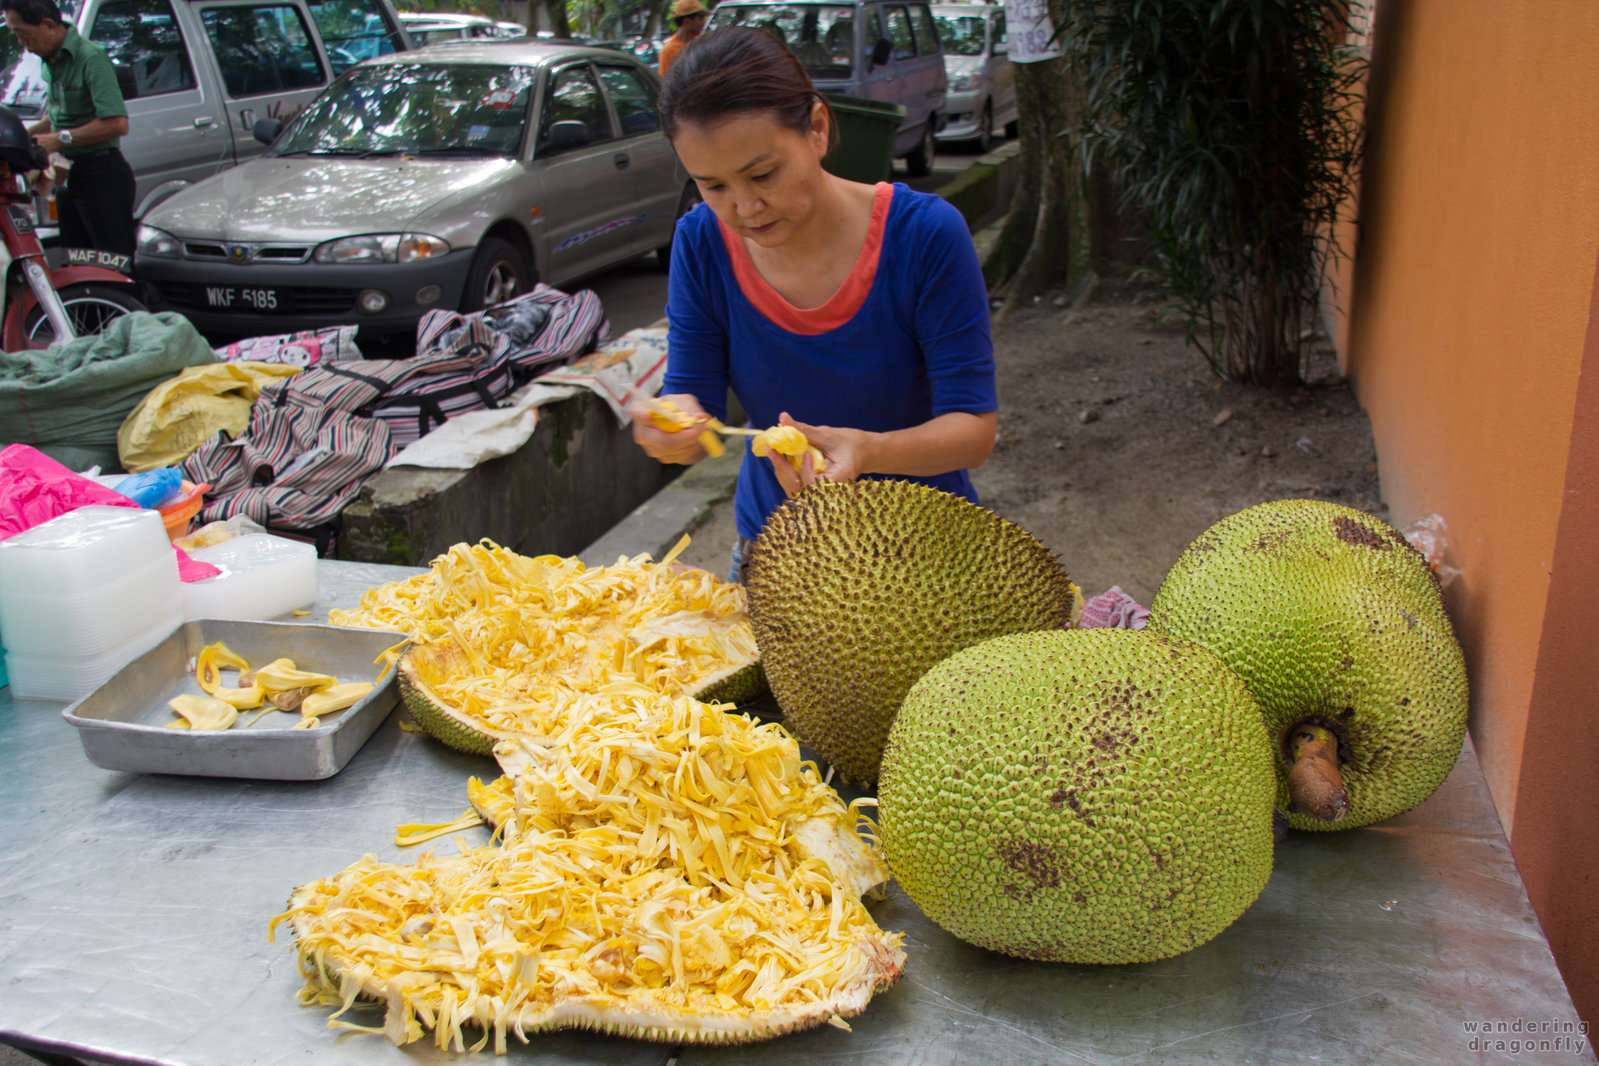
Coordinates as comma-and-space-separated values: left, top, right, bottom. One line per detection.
135, 41, 696, 338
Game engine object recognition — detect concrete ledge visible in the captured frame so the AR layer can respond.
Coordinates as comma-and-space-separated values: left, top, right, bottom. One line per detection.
338, 389, 679, 566
938, 141, 1022, 234
579, 447, 742, 567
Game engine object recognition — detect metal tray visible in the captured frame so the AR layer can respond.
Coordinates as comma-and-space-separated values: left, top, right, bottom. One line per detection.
61, 619, 408, 780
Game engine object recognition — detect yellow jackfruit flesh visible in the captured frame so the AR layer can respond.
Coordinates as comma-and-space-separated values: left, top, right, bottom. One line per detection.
251, 658, 337, 693
879, 628, 1277, 964
337, 539, 763, 755
1146, 499, 1469, 831
166, 693, 239, 731
274, 689, 903, 1049
196, 642, 264, 709
300, 682, 373, 717
649, 398, 725, 458
743, 480, 1077, 786
750, 425, 823, 473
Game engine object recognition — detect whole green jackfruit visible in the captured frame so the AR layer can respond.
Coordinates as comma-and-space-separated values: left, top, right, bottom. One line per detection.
1147, 499, 1468, 831
879, 628, 1277, 964
742, 479, 1076, 786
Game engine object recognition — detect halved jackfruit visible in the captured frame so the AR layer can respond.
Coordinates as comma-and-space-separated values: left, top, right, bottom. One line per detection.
274, 690, 902, 1051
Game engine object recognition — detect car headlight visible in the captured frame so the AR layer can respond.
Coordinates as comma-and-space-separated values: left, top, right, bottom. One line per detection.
949, 72, 981, 91
136, 225, 180, 258
313, 233, 451, 264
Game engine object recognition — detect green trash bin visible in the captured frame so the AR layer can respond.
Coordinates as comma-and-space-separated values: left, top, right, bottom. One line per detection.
822, 93, 906, 183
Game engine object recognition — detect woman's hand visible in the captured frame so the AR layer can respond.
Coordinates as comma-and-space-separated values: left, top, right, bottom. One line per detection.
764, 412, 874, 495
630, 392, 712, 465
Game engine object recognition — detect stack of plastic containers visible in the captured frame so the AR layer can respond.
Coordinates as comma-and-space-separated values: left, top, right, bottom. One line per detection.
0, 506, 183, 702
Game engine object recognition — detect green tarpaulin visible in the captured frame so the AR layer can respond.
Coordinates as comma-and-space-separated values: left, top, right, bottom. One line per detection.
0, 312, 216, 473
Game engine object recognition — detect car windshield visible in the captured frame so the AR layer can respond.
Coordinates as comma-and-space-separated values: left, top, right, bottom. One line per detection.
934, 14, 986, 56
709, 4, 855, 78
274, 62, 535, 157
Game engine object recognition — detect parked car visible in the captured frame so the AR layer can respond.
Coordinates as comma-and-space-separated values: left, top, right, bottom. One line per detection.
0, 0, 412, 229
397, 11, 520, 46
931, 2, 1014, 152
704, 0, 947, 176
134, 40, 696, 338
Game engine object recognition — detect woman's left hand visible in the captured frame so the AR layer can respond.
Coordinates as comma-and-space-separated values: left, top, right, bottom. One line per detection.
764, 412, 875, 495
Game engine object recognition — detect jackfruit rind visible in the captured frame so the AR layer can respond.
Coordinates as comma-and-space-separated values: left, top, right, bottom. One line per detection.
363, 541, 765, 754
744, 479, 1075, 786
276, 690, 904, 1050
879, 628, 1277, 964
1147, 498, 1469, 831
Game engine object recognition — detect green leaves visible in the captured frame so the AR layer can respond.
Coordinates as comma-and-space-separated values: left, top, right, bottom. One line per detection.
1069, 0, 1366, 383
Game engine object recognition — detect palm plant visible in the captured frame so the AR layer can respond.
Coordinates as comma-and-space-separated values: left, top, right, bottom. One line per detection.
1073, 0, 1366, 384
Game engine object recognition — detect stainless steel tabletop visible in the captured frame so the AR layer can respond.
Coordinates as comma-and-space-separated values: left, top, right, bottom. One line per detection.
0, 560, 1591, 1066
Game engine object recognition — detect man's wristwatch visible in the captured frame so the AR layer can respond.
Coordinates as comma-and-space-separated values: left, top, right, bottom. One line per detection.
58, 129, 72, 146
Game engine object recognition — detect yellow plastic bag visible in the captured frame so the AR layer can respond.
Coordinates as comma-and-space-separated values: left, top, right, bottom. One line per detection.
117, 361, 302, 472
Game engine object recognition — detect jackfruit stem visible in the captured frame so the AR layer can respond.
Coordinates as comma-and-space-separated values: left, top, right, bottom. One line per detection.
1286, 723, 1350, 822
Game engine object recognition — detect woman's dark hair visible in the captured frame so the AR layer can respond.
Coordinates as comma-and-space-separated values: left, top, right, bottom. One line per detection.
659, 26, 838, 152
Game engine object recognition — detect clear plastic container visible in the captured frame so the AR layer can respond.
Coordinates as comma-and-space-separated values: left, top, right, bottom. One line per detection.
0, 506, 172, 596
0, 551, 183, 657
182, 535, 319, 621
5, 610, 183, 702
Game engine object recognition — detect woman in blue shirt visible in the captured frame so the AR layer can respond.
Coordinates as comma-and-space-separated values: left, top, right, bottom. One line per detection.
631, 26, 997, 580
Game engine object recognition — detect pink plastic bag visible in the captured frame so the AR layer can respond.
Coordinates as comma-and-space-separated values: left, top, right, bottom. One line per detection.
0, 444, 220, 581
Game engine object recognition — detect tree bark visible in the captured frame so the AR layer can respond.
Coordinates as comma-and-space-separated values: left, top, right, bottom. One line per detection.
982, 44, 1097, 317
534, 0, 571, 37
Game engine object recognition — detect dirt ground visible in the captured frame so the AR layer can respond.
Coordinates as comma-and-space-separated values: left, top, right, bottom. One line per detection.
677, 279, 1385, 605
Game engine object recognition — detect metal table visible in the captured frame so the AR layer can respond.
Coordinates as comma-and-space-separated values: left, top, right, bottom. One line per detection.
0, 560, 1591, 1066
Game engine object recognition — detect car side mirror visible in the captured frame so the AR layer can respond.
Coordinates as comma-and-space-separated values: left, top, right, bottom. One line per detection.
544, 119, 593, 152
870, 37, 892, 66
253, 118, 283, 146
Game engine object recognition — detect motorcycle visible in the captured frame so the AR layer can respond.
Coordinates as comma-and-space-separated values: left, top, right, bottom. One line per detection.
0, 103, 145, 351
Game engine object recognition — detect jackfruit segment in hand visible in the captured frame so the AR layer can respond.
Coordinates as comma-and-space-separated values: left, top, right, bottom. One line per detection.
336, 538, 764, 754
274, 688, 903, 1051
879, 628, 1278, 964
750, 425, 824, 474
1147, 499, 1469, 831
744, 479, 1076, 786
648, 397, 726, 458
165, 693, 239, 731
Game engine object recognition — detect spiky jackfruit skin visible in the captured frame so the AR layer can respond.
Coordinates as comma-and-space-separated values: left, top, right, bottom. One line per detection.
398, 644, 500, 756
691, 660, 768, 706
880, 628, 1277, 963
743, 480, 1075, 786
1147, 499, 1468, 831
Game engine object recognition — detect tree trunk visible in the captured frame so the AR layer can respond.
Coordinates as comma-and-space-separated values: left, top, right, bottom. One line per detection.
534, 0, 571, 37
982, 40, 1097, 316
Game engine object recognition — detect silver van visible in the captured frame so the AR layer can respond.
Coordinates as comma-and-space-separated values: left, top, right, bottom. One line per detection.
0, 0, 411, 224
704, 0, 947, 176
932, 2, 1014, 152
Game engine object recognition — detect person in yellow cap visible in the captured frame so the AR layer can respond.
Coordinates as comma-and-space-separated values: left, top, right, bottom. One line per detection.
658, 0, 707, 76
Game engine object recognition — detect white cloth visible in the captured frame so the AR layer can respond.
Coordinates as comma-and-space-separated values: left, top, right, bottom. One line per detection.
385, 327, 669, 469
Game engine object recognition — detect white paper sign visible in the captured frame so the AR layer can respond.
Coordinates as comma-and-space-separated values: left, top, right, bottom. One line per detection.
1004, 0, 1063, 62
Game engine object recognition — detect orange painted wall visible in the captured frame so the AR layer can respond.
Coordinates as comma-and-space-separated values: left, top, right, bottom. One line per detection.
1344, 1, 1599, 1024
1345, 2, 1599, 831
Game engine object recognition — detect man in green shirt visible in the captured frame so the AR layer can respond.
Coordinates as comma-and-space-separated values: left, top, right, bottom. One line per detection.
2, 0, 135, 258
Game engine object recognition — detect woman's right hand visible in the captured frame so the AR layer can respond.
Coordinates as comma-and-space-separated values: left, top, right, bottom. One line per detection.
630, 392, 712, 464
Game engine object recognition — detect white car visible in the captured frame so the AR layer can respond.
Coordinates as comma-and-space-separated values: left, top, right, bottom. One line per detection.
398, 11, 521, 46
135, 41, 694, 339
932, 3, 1016, 152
